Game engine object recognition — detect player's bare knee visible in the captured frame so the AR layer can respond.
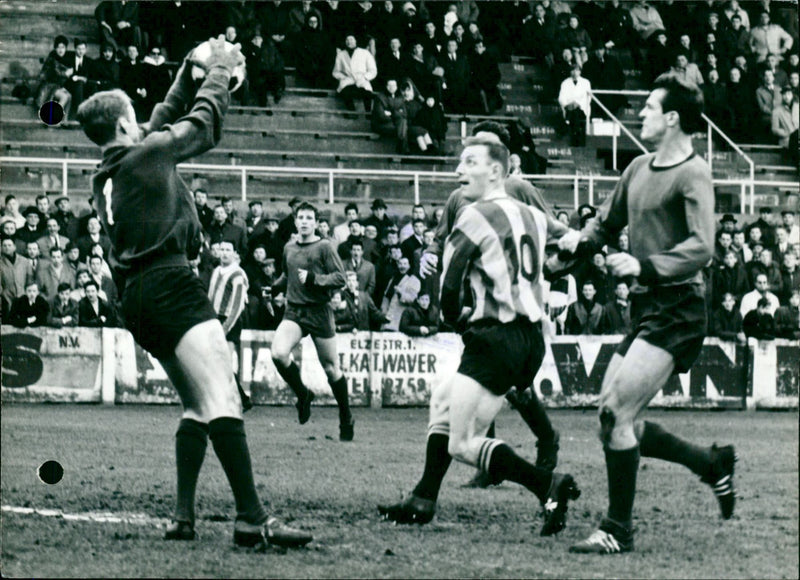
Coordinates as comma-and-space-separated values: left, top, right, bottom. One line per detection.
271, 350, 291, 367
447, 436, 469, 463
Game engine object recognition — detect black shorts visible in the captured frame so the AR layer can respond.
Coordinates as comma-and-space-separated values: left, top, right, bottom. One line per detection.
283, 302, 336, 339
122, 266, 217, 360
457, 317, 545, 396
616, 283, 706, 374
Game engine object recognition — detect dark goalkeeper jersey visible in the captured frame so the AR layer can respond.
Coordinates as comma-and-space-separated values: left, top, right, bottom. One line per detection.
90, 64, 232, 278
275, 238, 346, 306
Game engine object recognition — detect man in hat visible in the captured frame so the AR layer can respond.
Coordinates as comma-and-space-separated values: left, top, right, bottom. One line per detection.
18, 207, 44, 245
719, 213, 738, 234
364, 198, 394, 239
746, 207, 777, 249
53, 196, 80, 242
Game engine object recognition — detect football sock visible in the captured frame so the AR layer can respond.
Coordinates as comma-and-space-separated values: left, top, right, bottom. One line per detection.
486, 422, 496, 439
515, 389, 556, 442
486, 442, 552, 501
639, 421, 712, 478
412, 430, 452, 501
273, 359, 309, 402
174, 418, 209, 525
605, 446, 640, 529
208, 417, 268, 525
329, 375, 352, 424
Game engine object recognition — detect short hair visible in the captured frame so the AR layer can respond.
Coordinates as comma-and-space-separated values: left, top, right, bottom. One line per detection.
348, 219, 362, 227
581, 279, 596, 289
412, 218, 426, 227
54, 35, 68, 48
652, 76, 705, 134
89, 254, 103, 264
49, 246, 63, 256
344, 202, 359, 214
462, 134, 510, 176
76, 89, 133, 146
57, 282, 72, 293
74, 37, 87, 47
471, 121, 511, 148
36, 193, 49, 203
248, 200, 262, 208
756, 297, 771, 309
83, 279, 99, 291
294, 201, 318, 220
349, 239, 363, 248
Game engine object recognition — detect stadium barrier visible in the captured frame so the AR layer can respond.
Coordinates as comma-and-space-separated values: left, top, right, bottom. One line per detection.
1, 326, 797, 409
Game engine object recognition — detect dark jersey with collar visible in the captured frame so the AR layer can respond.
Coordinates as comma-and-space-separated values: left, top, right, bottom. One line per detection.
90, 63, 231, 278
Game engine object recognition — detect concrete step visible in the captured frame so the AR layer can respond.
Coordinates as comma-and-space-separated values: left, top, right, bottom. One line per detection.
0, 1, 97, 17
0, 13, 97, 37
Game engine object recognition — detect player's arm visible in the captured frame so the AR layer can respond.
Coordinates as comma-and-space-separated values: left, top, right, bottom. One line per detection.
637, 168, 715, 286
305, 243, 346, 289
420, 189, 460, 277
440, 209, 481, 325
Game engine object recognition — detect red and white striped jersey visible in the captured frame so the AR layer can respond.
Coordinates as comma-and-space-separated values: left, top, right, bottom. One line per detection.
208, 263, 249, 335
441, 194, 548, 326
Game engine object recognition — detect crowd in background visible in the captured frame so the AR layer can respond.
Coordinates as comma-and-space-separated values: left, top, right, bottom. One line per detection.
23, 1, 799, 158
2, 190, 798, 341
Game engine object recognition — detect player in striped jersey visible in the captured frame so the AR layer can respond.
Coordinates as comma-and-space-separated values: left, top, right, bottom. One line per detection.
379, 134, 580, 536
207, 240, 252, 411
564, 78, 737, 555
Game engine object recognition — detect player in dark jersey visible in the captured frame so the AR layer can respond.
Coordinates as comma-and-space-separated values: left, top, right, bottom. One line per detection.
75, 36, 311, 550
419, 122, 573, 487
268, 202, 353, 440
378, 134, 580, 536
563, 77, 737, 555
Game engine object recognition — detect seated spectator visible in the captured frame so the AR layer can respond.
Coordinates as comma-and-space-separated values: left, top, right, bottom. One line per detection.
675, 33, 698, 67
405, 42, 443, 102
601, 0, 637, 57
562, 14, 592, 65
703, 69, 729, 124
9, 281, 49, 328
469, 38, 502, 114
582, 45, 626, 117
95, 0, 145, 58
399, 293, 439, 337
565, 280, 604, 335
779, 252, 800, 306
378, 37, 408, 88
723, 12, 751, 61
557, 64, 591, 147
725, 65, 754, 140
63, 242, 83, 278
381, 255, 420, 330
440, 38, 471, 114
78, 279, 116, 327
409, 93, 447, 154
545, 272, 577, 335
723, 1, 750, 32
774, 290, 800, 339
740, 273, 781, 316
522, 3, 556, 66
709, 292, 746, 342
628, 1, 664, 59
372, 78, 409, 153
141, 45, 172, 117
87, 254, 118, 305
713, 250, 749, 307
48, 282, 79, 328
64, 38, 93, 114
743, 296, 776, 339
294, 13, 332, 89
749, 10, 794, 64
119, 44, 147, 120
765, 52, 790, 88
244, 29, 286, 106
600, 280, 631, 335
756, 67, 783, 139
656, 52, 704, 86
36, 247, 76, 304
645, 30, 671, 83
771, 85, 799, 163
783, 210, 799, 245
35, 35, 72, 119
346, 240, 376, 297
341, 271, 387, 331
332, 34, 377, 112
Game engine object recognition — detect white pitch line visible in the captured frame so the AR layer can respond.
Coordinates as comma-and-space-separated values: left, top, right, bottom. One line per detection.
2, 505, 169, 527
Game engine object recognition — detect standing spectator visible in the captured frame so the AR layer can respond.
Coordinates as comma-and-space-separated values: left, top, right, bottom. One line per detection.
36, 218, 70, 256
87, 254, 118, 305
333, 203, 360, 247
749, 10, 794, 64
600, 280, 632, 335
565, 279, 604, 335
2, 195, 26, 229
347, 240, 376, 297
400, 205, 427, 242
63, 243, 83, 278
740, 273, 780, 316
400, 218, 425, 262
245, 201, 268, 246
778, 252, 800, 307
709, 292, 746, 342
756, 67, 783, 140
723, 1, 751, 32
332, 34, 377, 112
52, 197, 79, 243
410, 95, 447, 153
469, 38, 502, 114
726, 65, 754, 140
90, 42, 120, 94
775, 290, 800, 339
245, 30, 286, 106
372, 78, 409, 153
713, 250, 749, 306
558, 65, 591, 147
294, 14, 331, 90
363, 199, 394, 240
36, 247, 76, 303
141, 45, 172, 118
24, 242, 43, 274
341, 270, 387, 331
380, 255, 420, 330
207, 205, 248, 258
193, 189, 214, 231
399, 292, 439, 336
48, 282, 79, 328
0, 237, 35, 319
64, 38, 93, 113
657, 52, 704, 86
1, 219, 26, 256
773, 225, 791, 264
628, 1, 664, 43
405, 42, 443, 102
373, 3, 405, 54
95, 0, 144, 58
337, 220, 364, 262
747, 247, 783, 294
77, 279, 116, 327
783, 209, 799, 245
731, 229, 751, 264
746, 207, 777, 249
9, 282, 49, 328
35, 36, 72, 119
76, 217, 111, 262
522, 3, 556, 66
375, 244, 402, 305
703, 68, 729, 123
221, 198, 246, 231
332, 289, 357, 333
743, 297, 776, 339
582, 45, 626, 116
378, 37, 408, 87
119, 44, 147, 120
440, 38, 471, 114
772, 85, 798, 162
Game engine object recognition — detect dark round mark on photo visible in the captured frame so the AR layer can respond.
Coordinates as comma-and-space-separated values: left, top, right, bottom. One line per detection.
38, 460, 64, 485
39, 101, 64, 126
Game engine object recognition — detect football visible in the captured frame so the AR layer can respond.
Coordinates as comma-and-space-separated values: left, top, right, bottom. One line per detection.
190, 40, 246, 93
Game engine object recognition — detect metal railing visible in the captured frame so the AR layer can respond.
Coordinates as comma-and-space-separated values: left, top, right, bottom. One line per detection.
590, 89, 756, 201
587, 90, 648, 171
3, 156, 795, 214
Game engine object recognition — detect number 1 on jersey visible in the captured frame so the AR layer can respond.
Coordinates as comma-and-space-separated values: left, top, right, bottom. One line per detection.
103, 178, 114, 225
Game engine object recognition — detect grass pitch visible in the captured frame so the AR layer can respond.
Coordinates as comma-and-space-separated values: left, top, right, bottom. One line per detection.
1, 405, 797, 579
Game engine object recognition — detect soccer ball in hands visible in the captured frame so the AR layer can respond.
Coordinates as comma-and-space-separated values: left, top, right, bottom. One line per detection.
190, 40, 246, 92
